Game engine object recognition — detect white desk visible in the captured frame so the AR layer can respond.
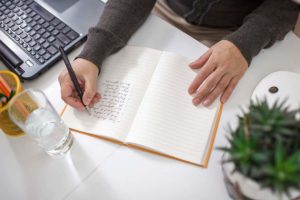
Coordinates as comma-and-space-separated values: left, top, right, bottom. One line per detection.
1, 15, 300, 200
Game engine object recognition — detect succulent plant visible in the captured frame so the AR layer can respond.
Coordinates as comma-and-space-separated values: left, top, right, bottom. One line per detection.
221, 99, 300, 196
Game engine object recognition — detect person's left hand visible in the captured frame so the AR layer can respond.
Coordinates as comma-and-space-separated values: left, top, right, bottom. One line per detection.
188, 40, 248, 107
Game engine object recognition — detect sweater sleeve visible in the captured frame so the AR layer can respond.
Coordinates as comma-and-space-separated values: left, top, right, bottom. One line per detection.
77, 0, 157, 69
224, 0, 299, 65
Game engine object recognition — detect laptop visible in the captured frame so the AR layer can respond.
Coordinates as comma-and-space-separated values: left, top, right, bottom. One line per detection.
0, 0, 105, 79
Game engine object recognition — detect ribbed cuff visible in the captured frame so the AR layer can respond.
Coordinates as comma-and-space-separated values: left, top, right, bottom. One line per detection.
223, 19, 272, 66
77, 28, 125, 70
224, 33, 253, 66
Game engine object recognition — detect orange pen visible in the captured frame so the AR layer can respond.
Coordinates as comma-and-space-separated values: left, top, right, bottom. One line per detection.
0, 75, 11, 97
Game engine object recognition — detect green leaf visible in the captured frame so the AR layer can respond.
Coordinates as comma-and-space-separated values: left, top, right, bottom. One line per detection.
221, 98, 300, 195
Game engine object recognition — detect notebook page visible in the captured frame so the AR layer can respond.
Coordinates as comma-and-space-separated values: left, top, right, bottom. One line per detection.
126, 52, 218, 164
62, 46, 162, 142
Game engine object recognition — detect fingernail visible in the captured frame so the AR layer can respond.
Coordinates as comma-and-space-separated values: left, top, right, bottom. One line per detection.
189, 88, 195, 94
84, 96, 92, 104
193, 98, 201, 106
221, 97, 227, 104
203, 99, 210, 107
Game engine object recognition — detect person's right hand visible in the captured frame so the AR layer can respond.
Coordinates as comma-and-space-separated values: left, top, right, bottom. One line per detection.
58, 58, 101, 111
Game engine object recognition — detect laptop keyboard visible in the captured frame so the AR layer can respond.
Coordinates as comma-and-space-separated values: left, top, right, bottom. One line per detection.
0, 0, 80, 64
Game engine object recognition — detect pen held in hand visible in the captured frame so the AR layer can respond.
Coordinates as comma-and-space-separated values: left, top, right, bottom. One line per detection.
59, 46, 91, 115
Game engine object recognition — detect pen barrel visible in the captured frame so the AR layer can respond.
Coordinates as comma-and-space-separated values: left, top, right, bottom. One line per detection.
59, 47, 86, 106
64, 63, 85, 104
67, 68, 82, 95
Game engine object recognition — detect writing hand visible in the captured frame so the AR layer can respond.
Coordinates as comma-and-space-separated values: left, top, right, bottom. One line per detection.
188, 40, 248, 107
58, 58, 101, 111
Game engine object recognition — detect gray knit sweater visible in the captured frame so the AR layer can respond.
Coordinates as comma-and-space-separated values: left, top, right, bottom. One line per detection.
78, 0, 298, 67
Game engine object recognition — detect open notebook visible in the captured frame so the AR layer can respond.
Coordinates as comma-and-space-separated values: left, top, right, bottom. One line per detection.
62, 46, 222, 167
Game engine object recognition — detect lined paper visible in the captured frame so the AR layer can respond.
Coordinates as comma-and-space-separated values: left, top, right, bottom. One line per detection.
62, 46, 220, 165
62, 47, 162, 142
91, 80, 131, 123
126, 52, 218, 164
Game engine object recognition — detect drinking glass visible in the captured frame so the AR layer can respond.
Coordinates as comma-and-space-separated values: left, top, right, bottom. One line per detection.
8, 89, 73, 157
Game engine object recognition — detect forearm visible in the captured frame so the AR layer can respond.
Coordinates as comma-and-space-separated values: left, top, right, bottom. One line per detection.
78, 0, 157, 68
224, 0, 299, 65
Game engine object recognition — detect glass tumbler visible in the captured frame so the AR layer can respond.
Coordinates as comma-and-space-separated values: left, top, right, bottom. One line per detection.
8, 89, 73, 157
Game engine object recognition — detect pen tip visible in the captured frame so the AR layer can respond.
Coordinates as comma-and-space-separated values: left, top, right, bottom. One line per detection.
85, 106, 91, 115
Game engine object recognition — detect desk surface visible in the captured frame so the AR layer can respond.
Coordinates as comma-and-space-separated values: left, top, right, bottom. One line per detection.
0, 15, 300, 200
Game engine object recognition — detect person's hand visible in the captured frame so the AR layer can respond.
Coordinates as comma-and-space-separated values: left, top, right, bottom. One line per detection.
188, 40, 248, 107
58, 58, 101, 111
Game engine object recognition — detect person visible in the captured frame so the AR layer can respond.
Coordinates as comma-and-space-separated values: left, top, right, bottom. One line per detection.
58, 0, 298, 111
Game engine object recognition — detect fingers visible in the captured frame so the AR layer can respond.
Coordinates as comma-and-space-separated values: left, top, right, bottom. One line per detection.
64, 96, 85, 111
188, 40, 248, 107
60, 82, 85, 111
88, 92, 101, 108
202, 74, 231, 106
189, 50, 212, 69
59, 58, 101, 111
60, 81, 100, 110
188, 58, 217, 94
192, 68, 224, 106
221, 76, 240, 103
83, 75, 98, 105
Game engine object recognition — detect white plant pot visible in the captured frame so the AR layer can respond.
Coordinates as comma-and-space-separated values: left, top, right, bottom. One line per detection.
222, 153, 300, 200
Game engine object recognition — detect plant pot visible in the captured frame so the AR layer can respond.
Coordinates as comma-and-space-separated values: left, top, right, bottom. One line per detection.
222, 153, 300, 200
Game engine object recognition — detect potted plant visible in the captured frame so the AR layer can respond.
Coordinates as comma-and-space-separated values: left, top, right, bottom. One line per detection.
220, 99, 300, 200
